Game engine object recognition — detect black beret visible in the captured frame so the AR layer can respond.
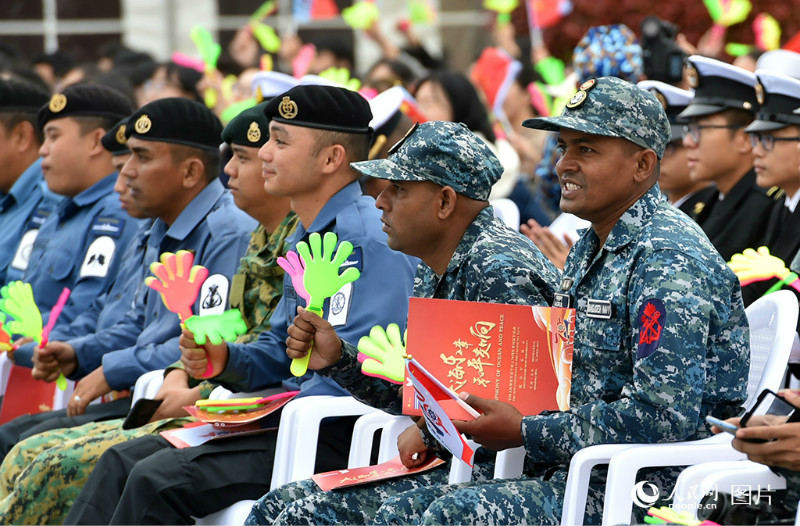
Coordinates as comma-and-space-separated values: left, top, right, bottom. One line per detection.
125, 97, 222, 152
221, 102, 270, 147
101, 119, 130, 155
265, 85, 372, 134
0, 78, 50, 113
37, 83, 133, 129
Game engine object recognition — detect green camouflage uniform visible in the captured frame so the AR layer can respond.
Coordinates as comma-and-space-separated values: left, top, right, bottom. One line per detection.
248, 79, 749, 525
0, 215, 297, 525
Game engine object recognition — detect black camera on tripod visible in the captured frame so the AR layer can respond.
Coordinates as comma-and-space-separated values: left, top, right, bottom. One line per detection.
640, 16, 687, 84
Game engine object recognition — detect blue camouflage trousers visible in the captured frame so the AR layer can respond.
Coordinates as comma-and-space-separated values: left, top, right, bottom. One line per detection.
246, 460, 607, 525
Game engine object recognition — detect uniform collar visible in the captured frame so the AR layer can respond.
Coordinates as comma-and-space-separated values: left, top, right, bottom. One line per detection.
71, 172, 118, 207
5, 158, 43, 203
443, 206, 494, 276
164, 178, 226, 241
291, 181, 362, 242
785, 188, 800, 213
601, 184, 664, 252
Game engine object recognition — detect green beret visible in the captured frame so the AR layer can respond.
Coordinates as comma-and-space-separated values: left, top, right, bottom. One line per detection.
221, 102, 270, 147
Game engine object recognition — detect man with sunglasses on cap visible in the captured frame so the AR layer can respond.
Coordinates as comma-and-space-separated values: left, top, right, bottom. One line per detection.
272, 77, 748, 525
680, 55, 781, 264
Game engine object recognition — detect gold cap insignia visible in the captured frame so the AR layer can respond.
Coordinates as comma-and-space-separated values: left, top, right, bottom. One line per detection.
754, 81, 765, 105
134, 114, 151, 134
650, 89, 668, 111
743, 101, 752, 110
686, 63, 699, 88
49, 93, 67, 113
247, 121, 261, 143
579, 79, 596, 91
566, 90, 588, 109
388, 122, 418, 155
278, 96, 298, 119
115, 124, 127, 144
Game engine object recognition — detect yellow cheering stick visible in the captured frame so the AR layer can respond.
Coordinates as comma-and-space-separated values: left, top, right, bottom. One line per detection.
292, 232, 361, 377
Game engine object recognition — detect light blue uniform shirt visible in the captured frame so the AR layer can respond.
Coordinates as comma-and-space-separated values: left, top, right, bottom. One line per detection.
216, 181, 418, 399
22, 172, 140, 328
14, 220, 155, 368
71, 179, 256, 390
1, 158, 63, 283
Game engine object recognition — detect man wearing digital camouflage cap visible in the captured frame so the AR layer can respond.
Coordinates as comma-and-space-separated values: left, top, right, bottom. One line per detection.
284, 78, 749, 525
246, 120, 559, 525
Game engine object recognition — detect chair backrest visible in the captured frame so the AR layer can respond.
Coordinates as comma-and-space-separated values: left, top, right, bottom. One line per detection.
490, 199, 520, 231
744, 290, 798, 409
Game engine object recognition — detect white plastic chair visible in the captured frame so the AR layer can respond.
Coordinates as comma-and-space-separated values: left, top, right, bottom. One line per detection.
671, 460, 786, 514
490, 199, 521, 231
270, 395, 377, 489
194, 395, 379, 526
347, 411, 414, 468
560, 289, 799, 526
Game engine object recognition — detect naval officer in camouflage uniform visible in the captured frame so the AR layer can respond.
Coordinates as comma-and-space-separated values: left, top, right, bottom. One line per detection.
260, 78, 748, 525
247, 120, 559, 524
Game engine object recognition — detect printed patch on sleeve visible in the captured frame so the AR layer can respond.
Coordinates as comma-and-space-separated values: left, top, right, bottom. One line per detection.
9, 229, 39, 271
339, 246, 363, 273
90, 216, 123, 238
79, 236, 116, 278
199, 274, 229, 315
326, 282, 353, 327
637, 298, 666, 360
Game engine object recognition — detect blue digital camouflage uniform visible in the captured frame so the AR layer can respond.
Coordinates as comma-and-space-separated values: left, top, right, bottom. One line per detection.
21, 171, 140, 328
62, 181, 418, 525
246, 121, 560, 525
0, 214, 298, 525
0, 158, 63, 283
251, 80, 749, 526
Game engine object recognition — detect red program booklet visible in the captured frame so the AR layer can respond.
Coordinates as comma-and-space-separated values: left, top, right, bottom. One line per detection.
312, 455, 446, 491
402, 298, 575, 417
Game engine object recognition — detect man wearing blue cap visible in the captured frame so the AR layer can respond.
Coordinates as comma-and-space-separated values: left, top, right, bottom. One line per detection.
0, 78, 63, 284
680, 55, 780, 263
65, 85, 418, 525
